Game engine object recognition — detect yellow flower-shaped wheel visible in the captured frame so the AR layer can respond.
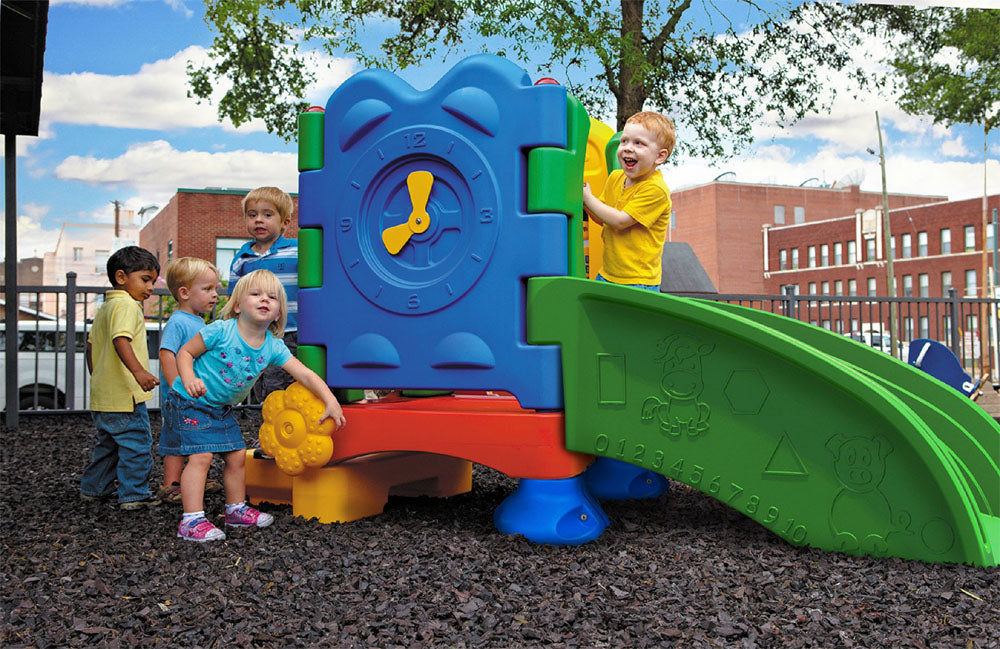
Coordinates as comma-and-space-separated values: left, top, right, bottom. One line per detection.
258, 382, 336, 476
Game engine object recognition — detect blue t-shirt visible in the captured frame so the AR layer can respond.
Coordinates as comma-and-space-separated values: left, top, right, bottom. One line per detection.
229, 235, 298, 331
171, 319, 292, 407
158, 310, 206, 409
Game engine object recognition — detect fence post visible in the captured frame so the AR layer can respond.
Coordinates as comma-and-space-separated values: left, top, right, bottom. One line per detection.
65, 272, 77, 410
783, 285, 797, 320
948, 287, 961, 358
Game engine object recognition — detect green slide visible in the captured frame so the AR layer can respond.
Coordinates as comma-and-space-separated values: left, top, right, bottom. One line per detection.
527, 277, 1000, 566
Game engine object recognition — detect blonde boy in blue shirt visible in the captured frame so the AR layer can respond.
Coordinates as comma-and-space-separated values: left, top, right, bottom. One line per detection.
80, 246, 162, 509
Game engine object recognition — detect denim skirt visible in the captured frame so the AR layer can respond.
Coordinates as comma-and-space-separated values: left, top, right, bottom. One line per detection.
163, 389, 245, 455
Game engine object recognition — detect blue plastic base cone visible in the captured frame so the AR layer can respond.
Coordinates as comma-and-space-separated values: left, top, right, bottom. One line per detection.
583, 457, 670, 501
494, 476, 610, 545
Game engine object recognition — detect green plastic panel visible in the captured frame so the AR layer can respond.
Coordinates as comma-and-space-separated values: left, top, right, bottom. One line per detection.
526, 93, 590, 278
298, 111, 324, 172
297, 344, 326, 380
605, 132, 621, 173
527, 277, 999, 566
298, 228, 323, 288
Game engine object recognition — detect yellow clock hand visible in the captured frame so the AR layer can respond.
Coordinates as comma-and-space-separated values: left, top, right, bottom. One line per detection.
382, 170, 434, 255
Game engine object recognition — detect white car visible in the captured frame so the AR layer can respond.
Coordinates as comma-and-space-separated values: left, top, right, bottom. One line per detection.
0, 320, 162, 410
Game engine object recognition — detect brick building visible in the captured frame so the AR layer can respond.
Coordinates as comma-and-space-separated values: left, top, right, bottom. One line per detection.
139, 188, 300, 283
669, 181, 946, 294
763, 194, 1000, 339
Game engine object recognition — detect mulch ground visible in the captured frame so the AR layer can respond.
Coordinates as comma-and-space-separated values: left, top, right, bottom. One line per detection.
1, 411, 997, 648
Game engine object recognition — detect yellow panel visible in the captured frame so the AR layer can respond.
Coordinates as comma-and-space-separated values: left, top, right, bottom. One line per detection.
584, 118, 614, 279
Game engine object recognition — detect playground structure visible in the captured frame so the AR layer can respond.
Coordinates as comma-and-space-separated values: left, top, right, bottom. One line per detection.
245, 54, 1000, 567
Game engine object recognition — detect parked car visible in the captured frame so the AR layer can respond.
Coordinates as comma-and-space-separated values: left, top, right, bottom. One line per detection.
847, 330, 893, 354
0, 320, 162, 410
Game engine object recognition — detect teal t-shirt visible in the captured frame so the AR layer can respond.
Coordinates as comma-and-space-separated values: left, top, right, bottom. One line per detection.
171, 319, 292, 407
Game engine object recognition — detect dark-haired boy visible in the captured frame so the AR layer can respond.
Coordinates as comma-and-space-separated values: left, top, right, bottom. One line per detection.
80, 246, 163, 509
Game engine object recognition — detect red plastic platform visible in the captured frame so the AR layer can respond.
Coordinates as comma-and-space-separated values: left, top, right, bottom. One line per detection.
330, 392, 592, 480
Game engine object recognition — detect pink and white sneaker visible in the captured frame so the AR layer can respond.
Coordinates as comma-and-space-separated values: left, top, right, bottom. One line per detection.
177, 517, 226, 543
225, 503, 274, 528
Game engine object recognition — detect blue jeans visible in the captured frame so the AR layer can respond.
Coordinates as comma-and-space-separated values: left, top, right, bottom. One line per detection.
595, 273, 660, 292
80, 402, 154, 504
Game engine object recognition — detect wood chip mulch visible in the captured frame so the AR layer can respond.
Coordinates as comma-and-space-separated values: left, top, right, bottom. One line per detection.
1, 412, 997, 648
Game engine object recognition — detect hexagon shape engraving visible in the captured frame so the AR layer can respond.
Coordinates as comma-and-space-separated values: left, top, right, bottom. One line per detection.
724, 368, 770, 415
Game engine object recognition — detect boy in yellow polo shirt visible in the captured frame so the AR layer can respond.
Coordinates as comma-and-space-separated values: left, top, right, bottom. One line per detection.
581, 111, 675, 500
583, 111, 675, 291
80, 246, 162, 509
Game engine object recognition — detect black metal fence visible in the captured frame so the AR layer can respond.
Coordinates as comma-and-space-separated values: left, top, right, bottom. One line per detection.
3, 273, 998, 422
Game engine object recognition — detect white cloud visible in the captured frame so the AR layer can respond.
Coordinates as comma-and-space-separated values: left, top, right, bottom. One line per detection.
668, 146, 996, 202
41, 46, 355, 133
0, 204, 65, 260
53, 140, 298, 197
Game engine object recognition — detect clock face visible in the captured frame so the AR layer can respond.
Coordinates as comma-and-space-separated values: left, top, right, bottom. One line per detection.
335, 126, 500, 315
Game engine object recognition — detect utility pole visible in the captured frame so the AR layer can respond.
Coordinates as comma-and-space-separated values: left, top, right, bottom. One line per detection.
111, 199, 121, 238
875, 112, 899, 360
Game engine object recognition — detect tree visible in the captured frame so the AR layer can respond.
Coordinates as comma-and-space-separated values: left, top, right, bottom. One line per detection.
190, 0, 883, 160
886, 7, 999, 135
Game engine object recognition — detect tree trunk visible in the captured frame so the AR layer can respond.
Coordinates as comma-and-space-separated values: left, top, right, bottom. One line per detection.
617, 0, 647, 129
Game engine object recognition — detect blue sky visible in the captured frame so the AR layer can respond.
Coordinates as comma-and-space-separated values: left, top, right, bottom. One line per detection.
2, 0, 998, 261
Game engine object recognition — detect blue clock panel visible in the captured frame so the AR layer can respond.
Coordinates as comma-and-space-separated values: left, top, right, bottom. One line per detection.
298, 54, 571, 410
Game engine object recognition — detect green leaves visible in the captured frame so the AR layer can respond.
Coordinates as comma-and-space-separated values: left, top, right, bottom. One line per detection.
191, 1, 993, 158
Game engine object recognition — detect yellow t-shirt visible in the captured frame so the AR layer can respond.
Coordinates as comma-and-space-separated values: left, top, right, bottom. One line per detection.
89, 290, 152, 412
598, 169, 672, 285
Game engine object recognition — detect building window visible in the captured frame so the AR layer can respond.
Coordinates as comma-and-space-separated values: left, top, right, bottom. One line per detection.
867, 277, 877, 296
671, 210, 676, 229
791, 248, 799, 269
848, 279, 857, 296
94, 249, 110, 274
808, 245, 816, 268
834, 279, 843, 296
835, 320, 844, 334
774, 205, 785, 224
820, 244, 829, 267
919, 315, 929, 339
941, 228, 951, 254
167, 240, 174, 262
917, 231, 928, 256
902, 274, 913, 297
889, 236, 896, 258
215, 237, 248, 283
901, 233, 912, 259
779, 249, 787, 271
941, 271, 952, 295
808, 282, 817, 305
833, 242, 843, 265
964, 225, 975, 252
942, 315, 952, 342
904, 317, 914, 341
73, 247, 84, 261
918, 273, 929, 298
989, 222, 996, 252
847, 240, 857, 264
794, 206, 805, 224
851, 318, 859, 332
821, 281, 830, 296
965, 269, 977, 296
866, 238, 876, 262
822, 320, 831, 330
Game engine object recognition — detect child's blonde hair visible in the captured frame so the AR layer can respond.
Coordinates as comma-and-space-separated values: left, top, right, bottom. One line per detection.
165, 257, 219, 298
625, 111, 676, 159
221, 269, 287, 337
242, 186, 294, 224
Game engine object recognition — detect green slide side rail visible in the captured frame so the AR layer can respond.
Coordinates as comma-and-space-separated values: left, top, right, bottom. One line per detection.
527, 277, 999, 566
704, 299, 1000, 516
